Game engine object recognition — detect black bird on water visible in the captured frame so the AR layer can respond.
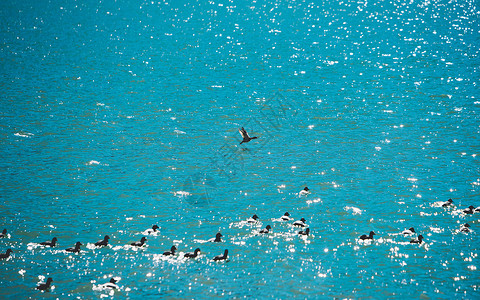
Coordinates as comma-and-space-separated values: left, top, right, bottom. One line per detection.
208, 232, 223, 243
460, 223, 471, 233
213, 249, 228, 261
441, 199, 453, 207
40, 237, 58, 247
184, 248, 201, 258
131, 237, 147, 247
359, 231, 376, 240
0, 229, 7, 238
94, 235, 110, 247
259, 225, 272, 234
163, 246, 177, 256
239, 127, 258, 144
247, 214, 259, 223
410, 235, 424, 244
101, 278, 119, 289
146, 225, 160, 234
281, 212, 291, 221
66, 242, 82, 253
463, 206, 475, 214
0, 249, 12, 259
299, 228, 310, 236
36, 277, 53, 291
293, 218, 307, 227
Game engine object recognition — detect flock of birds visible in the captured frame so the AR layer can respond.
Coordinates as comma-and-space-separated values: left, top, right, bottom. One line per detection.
1, 128, 478, 293
0, 225, 230, 291
2, 189, 476, 292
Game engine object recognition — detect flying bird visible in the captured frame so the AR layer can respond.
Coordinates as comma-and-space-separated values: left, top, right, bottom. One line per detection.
239, 127, 258, 144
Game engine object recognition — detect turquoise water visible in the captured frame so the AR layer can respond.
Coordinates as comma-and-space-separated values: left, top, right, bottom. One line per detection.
1, 0, 479, 298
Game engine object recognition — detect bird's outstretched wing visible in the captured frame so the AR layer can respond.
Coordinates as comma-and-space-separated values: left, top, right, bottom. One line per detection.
239, 127, 249, 139
239, 127, 250, 144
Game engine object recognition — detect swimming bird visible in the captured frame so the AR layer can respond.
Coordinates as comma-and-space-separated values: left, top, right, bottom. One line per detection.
441, 199, 453, 207
184, 248, 201, 258
94, 235, 110, 247
247, 214, 259, 223
239, 127, 258, 144
0, 249, 12, 259
146, 225, 160, 234
0, 229, 7, 238
208, 232, 223, 243
460, 223, 471, 233
213, 249, 228, 261
293, 218, 307, 227
299, 187, 310, 196
66, 242, 82, 253
163, 246, 177, 256
359, 231, 376, 240
463, 206, 475, 214
40, 237, 58, 247
259, 225, 272, 234
402, 227, 416, 235
281, 212, 291, 221
298, 228, 310, 236
36, 277, 53, 291
410, 235, 424, 244
131, 237, 147, 247
100, 278, 119, 289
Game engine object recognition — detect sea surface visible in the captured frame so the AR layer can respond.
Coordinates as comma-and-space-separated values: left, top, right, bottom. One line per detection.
1, 0, 479, 299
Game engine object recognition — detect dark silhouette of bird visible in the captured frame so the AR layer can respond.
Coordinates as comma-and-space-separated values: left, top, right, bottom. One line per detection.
460, 223, 471, 233
131, 237, 147, 247
40, 237, 58, 247
146, 225, 160, 234
402, 227, 416, 235
36, 277, 53, 291
441, 199, 453, 207
0, 229, 7, 238
359, 231, 376, 240
299, 187, 310, 196
293, 218, 307, 227
213, 249, 228, 261
0, 249, 12, 259
239, 127, 258, 144
184, 248, 201, 258
163, 246, 177, 256
259, 225, 272, 234
299, 228, 310, 236
281, 212, 291, 221
410, 235, 424, 244
208, 232, 223, 243
463, 205, 475, 214
100, 278, 119, 289
66, 242, 82, 253
94, 235, 110, 247
247, 214, 259, 223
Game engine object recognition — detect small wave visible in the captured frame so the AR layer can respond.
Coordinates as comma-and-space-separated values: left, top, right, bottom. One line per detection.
86, 243, 113, 250
174, 191, 191, 197
306, 198, 322, 205
345, 206, 362, 215
174, 129, 186, 134
140, 229, 161, 236
14, 132, 34, 138
112, 245, 147, 251
229, 220, 262, 229
151, 254, 184, 264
